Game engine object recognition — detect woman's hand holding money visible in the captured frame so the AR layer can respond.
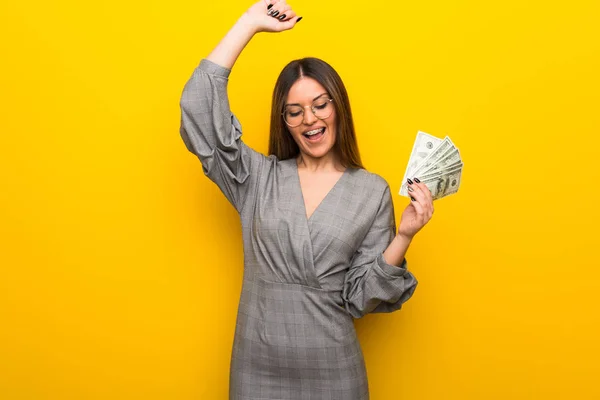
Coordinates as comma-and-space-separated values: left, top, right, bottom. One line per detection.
397, 178, 434, 240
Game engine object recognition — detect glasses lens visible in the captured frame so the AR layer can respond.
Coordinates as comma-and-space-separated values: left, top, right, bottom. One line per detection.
312, 97, 333, 119
283, 97, 334, 127
284, 106, 303, 127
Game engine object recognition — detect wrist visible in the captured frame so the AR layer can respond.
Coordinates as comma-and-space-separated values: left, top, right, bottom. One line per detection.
237, 12, 260, 36
396, 232, 414, 243
383, 234, 412, 267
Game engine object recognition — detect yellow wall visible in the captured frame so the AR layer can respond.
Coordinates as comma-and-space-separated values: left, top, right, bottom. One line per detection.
1, 0, 599, 398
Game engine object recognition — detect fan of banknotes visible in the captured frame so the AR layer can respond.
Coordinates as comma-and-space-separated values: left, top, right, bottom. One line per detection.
399, 131, 463, 201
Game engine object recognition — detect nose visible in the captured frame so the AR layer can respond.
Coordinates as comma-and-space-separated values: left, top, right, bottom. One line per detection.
302, 105, 318, 125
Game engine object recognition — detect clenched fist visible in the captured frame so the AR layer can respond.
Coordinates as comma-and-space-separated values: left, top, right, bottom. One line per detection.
243, 0, 302, 33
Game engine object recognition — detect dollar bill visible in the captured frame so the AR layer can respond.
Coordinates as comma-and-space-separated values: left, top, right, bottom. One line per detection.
400, 164, 462, 197
421, 168, 462, 200
418, 164, 462, 182
400, 137, 452, 196
410, 136, 457, 177
400, 131, 444, 189
399, 130, 463, 200
418, 148, 462, 176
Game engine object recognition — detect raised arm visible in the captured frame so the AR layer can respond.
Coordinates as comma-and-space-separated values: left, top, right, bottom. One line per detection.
208, 0, 302, 69
204, 12, 256, 70
179, 1, 302, 213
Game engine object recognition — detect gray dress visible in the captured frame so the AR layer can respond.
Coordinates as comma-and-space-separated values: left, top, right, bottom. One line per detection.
179, 58, 418, 400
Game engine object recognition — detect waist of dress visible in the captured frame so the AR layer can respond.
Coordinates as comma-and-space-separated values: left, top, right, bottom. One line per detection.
247, 274, 352, 321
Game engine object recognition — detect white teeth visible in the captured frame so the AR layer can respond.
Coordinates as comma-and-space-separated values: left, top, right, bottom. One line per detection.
305, 128, 324, 136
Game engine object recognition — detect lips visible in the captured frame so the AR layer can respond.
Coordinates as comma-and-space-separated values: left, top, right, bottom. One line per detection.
302, 127, 326, 144
302, 127, 325, 139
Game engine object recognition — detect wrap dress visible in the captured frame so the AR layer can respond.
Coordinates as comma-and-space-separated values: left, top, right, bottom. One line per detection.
179, 58, 419, 399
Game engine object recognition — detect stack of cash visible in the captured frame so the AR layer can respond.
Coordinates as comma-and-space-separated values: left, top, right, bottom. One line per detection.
399, 131, 463, 201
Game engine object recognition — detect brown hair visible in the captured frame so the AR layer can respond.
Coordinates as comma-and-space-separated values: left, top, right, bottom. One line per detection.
267, 57, 364, 169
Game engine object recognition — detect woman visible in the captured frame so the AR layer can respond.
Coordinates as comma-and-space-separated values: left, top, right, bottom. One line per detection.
179, 1, 434, 398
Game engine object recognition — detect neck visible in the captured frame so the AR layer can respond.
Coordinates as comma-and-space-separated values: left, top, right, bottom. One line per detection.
296, 152, 345, 173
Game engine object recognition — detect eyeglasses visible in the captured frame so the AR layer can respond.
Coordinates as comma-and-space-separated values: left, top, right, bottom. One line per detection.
282, 96, 334, 127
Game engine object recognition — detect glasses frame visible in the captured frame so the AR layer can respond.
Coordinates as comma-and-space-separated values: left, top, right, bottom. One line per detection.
281, 97, 334, 128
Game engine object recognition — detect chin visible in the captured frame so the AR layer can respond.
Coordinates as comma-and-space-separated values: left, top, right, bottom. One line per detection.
294, 133, 336, 159
303, 145, 334, 159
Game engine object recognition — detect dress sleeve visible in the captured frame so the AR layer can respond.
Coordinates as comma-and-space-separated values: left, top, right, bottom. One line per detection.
179, 58, 267, 214
341, 184, 419, 319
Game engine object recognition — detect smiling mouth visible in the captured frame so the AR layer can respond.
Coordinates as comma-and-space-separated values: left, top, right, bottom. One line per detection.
302, 127, 326, 141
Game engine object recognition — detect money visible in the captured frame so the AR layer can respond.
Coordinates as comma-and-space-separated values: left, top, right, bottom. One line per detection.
420, 168, 462, 200
419, 148, 461, 176
399, 131, 463, 200
400, 131, 443, 189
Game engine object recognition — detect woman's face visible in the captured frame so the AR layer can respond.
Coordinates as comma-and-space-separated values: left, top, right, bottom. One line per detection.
284, 77, 337, 161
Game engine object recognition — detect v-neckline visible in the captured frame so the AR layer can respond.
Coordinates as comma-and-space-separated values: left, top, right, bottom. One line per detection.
293, 160, 350, 224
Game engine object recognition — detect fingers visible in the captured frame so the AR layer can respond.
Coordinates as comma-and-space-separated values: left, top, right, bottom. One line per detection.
266, 0, 299, 23
409, 193, 426, 216
415, 178, 432, 203
406, 178, 434, 220
277, 8, 296, 21
267, 0, 286, 18
272, 4, 294, 21
406, 181, 425, 209
265, 0, 282, 7
417, 182, 433, 219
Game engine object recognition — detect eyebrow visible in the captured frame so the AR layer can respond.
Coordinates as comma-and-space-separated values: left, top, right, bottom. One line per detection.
284, 93, 329, 107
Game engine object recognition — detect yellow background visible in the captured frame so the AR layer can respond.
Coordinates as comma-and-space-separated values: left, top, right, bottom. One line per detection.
1, 0, 599, 398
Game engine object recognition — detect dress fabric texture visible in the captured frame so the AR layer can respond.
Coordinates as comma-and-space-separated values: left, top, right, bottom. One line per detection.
179, 58, 419, 400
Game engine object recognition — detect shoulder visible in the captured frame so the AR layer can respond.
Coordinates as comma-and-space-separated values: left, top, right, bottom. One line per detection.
350, 168, 391, 195
348, 169, 395, 224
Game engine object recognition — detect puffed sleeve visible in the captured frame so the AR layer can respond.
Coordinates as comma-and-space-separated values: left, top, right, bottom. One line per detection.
179, 58, 267, 214
341, 184, 418, 319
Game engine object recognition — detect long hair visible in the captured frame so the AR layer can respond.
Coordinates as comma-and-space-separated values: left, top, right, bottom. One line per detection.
267, 58, 364, 169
